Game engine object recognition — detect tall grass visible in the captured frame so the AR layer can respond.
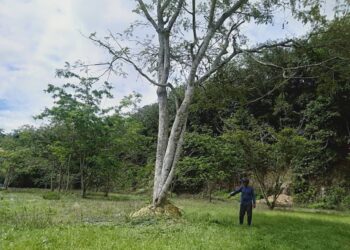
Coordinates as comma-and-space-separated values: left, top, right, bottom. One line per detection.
0, 189, 349, 250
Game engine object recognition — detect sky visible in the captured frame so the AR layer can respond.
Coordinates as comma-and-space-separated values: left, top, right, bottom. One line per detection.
0, 0, 337, 132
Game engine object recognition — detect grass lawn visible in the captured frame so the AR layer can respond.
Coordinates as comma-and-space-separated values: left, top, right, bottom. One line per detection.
0, 189, 349, 250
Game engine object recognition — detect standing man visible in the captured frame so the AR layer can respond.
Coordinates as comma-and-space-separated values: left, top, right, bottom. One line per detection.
229, 178, 256, 226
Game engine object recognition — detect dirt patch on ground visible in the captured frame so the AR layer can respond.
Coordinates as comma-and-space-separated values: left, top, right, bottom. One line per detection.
131, 202, 181, 218
257, 194, 293, 207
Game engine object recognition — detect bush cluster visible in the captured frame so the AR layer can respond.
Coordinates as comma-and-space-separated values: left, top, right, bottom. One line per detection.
42, 192, 61, 200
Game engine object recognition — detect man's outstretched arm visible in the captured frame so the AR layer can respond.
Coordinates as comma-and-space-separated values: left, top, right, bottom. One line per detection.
229, 187, 242, 197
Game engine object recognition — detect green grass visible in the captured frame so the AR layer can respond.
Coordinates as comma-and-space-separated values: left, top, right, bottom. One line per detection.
0, 189, 349, 250
42, 191, 61, 200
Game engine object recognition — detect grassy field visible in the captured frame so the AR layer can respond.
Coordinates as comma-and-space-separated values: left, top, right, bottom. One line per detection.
0, 189, 349, 250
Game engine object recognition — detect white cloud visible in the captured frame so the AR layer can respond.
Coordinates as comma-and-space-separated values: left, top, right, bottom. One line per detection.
0, 0, 157, 132
0, 0, 342, 132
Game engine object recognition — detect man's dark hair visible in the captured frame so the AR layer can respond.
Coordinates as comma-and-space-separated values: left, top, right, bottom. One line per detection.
241, 178, 249, 184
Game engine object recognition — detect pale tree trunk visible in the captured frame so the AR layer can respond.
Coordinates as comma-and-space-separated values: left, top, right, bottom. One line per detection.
58, 164, 63, 192
81, 175, 87, 198
150, 0, 204, 207
152, 85, 193, 207
4, 166, 14, 189
152, 86, 169, 205
207, 181, 214, 203
253, 167, 284, 210
80, 157, 87, 198
104, 173, 110, 197
50, 174, 54, 191
65, 154, 71, 191
50, 163, 54, 191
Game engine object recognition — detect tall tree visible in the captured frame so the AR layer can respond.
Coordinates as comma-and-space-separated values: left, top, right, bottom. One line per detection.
86, 0, 337, 207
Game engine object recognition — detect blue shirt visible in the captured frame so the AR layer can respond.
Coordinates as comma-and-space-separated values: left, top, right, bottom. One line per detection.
230, 186, 256, 205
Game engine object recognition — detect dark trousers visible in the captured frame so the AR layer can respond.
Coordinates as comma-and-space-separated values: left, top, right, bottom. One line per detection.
239, 203, 252, 225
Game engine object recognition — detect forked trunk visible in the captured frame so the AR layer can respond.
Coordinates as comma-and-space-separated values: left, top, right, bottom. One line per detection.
152, 86, 169, 205
152, 86, 193, 207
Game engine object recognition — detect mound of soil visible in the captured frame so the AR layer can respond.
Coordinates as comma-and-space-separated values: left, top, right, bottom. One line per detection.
257, 194, 293, 207
131, 202, 181, 218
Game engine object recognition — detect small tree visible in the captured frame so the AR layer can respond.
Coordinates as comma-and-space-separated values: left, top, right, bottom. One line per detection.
222, 109, 312, 209
37, 71, 114, 197
0, 129, 35, 189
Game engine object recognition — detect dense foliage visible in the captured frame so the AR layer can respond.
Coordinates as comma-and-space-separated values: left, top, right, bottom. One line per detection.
0, 72, 153, 197
177, 15, 350, 209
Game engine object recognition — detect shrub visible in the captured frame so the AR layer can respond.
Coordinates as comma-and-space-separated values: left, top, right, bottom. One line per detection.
294, 185, 318, 204
340, 195, 350, 209
42, 192, 61, 200
307, 202, 328, 209
323, 186, 346, 209
306, 185, 349, 210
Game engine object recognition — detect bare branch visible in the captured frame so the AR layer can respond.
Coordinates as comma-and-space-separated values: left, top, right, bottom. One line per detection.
251, 56, 341, 78
244, 78, 290, 106
285, 57, 342, 70
84, 57, 119, 79
194, 20, 246, 85
250, 57, 284, 69
188, 0, 199, 61
89, 35, 168, 87
191, 0, 198, 42
214, 0, 248, 30
193, 0, 247, 74
168, 83, 180, 111
137, 0, 160, 32
195, 37, 295, 86
121, 56, 166, 87
160, 0, 172, 14
208, 0, 217, 28
195, 50, 237, 85
166, 0, 185, 31
215, 20, 244, 61
242, 39, 294, 53
157, 0, 162, 24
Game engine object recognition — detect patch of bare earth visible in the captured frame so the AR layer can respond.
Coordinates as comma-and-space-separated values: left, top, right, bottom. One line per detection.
257, 194, 293, 207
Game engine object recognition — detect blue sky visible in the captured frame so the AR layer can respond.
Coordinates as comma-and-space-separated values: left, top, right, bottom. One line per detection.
0, 0, 336, 132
